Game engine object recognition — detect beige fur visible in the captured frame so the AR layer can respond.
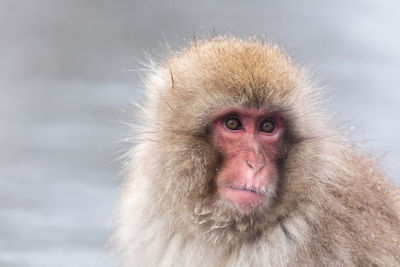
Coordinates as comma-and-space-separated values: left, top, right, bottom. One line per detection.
112, 37, 400, 266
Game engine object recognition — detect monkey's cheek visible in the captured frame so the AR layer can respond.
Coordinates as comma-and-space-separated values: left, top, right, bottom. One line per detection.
218, 187, 266, 213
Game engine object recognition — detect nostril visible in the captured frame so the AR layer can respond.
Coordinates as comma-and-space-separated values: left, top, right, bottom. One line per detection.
246, 160, 254, 169
256, 162, 265, 173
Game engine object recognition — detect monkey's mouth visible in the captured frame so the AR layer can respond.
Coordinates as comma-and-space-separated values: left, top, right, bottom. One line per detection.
217, 185, 267, 211
229, 186, 265, 195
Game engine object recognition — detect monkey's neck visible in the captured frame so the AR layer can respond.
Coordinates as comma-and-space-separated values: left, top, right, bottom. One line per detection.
135, 206, 308, 267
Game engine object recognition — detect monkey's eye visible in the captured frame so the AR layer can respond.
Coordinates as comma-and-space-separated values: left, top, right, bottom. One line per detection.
224, 117, 242, 131
260, 119, 276, 133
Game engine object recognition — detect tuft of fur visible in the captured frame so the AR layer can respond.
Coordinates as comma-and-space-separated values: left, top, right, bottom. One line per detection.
113, 37, 400, 266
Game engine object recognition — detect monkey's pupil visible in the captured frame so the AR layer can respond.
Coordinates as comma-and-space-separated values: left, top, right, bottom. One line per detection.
225, 118, 241, 130
260, 120, 275, 133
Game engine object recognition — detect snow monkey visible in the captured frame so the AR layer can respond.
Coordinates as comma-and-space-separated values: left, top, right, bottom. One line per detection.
113, 37, 400, 266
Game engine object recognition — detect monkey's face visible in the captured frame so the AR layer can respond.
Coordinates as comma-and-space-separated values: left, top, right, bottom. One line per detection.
213, 108, 284, 214
145, 39, 320, 242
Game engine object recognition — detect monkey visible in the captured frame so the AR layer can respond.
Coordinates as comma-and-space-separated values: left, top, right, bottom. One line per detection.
112, 37, 400, 266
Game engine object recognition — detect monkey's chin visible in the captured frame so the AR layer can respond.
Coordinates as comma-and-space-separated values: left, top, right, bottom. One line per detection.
218, 187, 266, 214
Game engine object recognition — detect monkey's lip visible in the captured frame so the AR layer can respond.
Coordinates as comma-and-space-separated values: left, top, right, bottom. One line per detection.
229, 186, 264, 194
218, 186, 266, 210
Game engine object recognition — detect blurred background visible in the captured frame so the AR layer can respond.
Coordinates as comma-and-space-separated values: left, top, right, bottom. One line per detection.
0, 0, 399, 266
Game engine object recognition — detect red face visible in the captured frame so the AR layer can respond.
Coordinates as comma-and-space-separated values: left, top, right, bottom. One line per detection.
213, 108, 284, 214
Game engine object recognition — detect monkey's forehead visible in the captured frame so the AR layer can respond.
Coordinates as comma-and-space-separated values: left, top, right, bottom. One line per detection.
149, 38, 314, 108
141, 37, 324, 140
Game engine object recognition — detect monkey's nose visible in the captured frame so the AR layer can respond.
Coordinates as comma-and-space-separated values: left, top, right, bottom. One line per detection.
245, 155, 265, 173
246, 160, 254, 169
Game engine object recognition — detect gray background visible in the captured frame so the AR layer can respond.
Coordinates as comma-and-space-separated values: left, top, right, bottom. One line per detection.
1, 0, 399, 266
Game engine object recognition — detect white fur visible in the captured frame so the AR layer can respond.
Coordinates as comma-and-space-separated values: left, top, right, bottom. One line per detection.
114, 160, 309, 267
